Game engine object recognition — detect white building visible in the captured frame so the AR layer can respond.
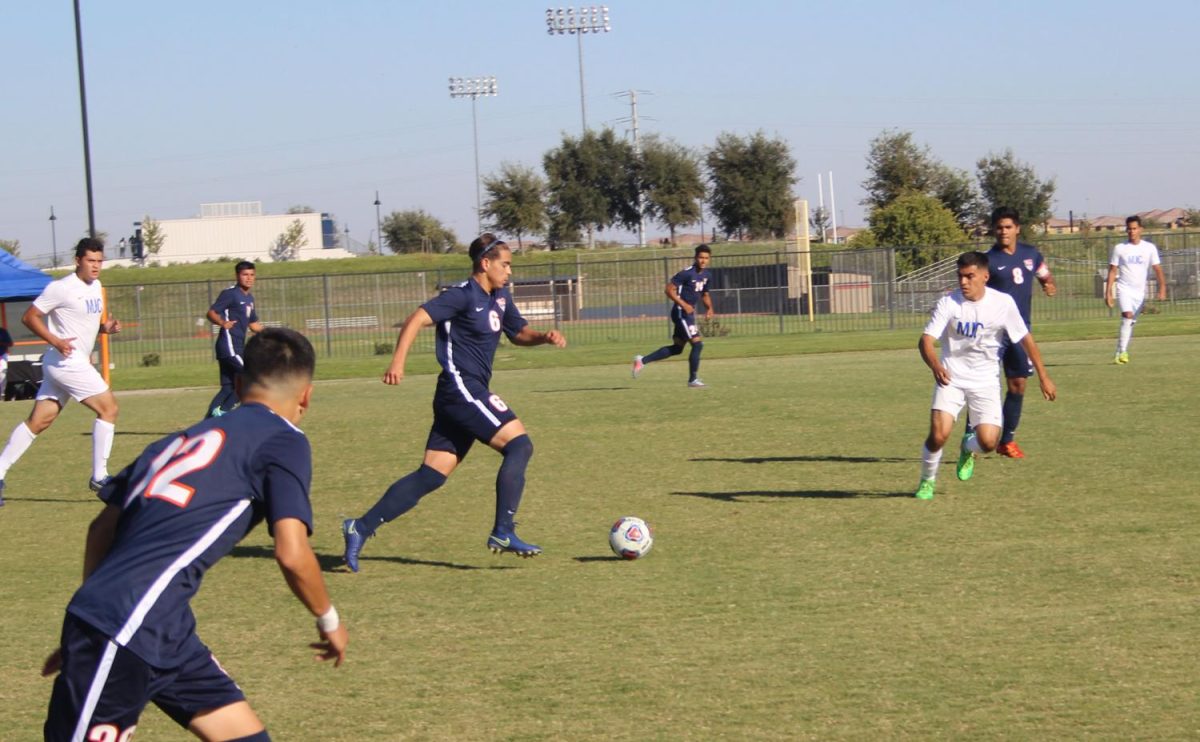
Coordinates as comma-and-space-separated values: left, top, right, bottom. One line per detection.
112, 202, 356, 266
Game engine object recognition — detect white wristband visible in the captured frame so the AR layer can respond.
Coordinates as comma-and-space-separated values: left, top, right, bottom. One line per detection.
316, 605, 339, 633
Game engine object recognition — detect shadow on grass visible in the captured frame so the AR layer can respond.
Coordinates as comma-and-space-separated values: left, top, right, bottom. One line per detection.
691, 455, 911, 464
229, 544, 510, 572
531, 387, 630, 394
573, 555, 627, 563
77, 431, 178, 437
672, 489, 912, 502
5, 496, 97, 505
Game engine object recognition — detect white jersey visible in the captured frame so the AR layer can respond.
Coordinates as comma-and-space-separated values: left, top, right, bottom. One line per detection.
924, 287, 1029, 388
1109, 240, 1161, 295
33, 272, 105, 367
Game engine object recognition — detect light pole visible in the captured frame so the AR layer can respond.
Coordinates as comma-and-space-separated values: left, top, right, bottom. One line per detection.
449, 76, 498, 236
344, 224, 350, 253
374, 192, 383, 254
73, 0, 96, 237
49, 206, 59, 267
545, 6, 611, 132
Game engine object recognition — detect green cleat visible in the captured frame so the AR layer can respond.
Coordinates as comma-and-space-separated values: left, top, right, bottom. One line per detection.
1118, 352, 1129, 364
914, 479, 935, 500
956, 433, 976, 481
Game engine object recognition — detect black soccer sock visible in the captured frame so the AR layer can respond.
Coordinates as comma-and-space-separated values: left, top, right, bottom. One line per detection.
643, 344, 682, 364
688, 341, 704, 381
494, 435, 533, 533
1000, 392, 1025, 445
359, 464, 447, 536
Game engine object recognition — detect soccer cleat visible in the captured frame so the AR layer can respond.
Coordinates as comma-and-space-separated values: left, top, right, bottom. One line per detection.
687, 378, 707, 388
487, 528, 542, 557
914, 479, 935, 500
210, 407, 225, 418
88, 476, 111, 494
956, 433, 976, 481
342, 518, 368, 573
631, 355, 644, 379
996, 441, 1025, 459
1118, 352, 1130, 364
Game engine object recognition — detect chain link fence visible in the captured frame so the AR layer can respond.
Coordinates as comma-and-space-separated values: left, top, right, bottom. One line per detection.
90, 232, 1200, 369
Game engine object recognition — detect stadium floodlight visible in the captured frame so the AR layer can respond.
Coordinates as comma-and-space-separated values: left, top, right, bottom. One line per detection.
544, 6, 611, 131
449, 75, 498, 236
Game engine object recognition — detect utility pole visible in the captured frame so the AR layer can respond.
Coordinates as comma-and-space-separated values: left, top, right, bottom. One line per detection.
617, 89, 647, 247
374, 191, 383, 254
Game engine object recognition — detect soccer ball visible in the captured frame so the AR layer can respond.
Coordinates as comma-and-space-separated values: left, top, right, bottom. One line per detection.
609, 516, 653, 560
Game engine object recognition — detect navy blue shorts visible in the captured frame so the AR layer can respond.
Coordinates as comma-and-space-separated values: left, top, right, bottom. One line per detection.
670, 308, 701, 342
427, 378, 518, 458
45, 614, 245, 741
1000, 337, 1033, 379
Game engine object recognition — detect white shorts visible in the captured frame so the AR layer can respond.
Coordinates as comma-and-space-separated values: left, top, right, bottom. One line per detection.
37, 361, 110, 405
930, 382, 1002, 427
1116, 290, 1145, 316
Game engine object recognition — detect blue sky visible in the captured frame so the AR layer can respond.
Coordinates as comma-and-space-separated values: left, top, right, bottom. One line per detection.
5, 0, 1198, 263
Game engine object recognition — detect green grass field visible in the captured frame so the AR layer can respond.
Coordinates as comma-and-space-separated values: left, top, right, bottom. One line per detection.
2, 334, 1197, 739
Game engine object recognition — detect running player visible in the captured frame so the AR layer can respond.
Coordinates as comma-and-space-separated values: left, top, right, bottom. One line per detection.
984, 207, 1056, 458
341, 234, 566, 571
632, 244, 714, 387
1105, 215, 1166, 364
0, 238, 121, 497
42, 328, 347, 742
915, 252, 1056, 500
206, 261, 265, 418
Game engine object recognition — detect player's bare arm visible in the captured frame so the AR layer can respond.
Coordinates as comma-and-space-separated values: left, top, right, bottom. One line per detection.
1020, 333, 1056, 401
1153, 264, 1167, 301
665, 282, 692, 314
249, 321, 266, 333
701, 293, 714, 319
1037, 265, 1057, 297
918, 334, 951, 386
100, 318, 121, 334
22, 305, 74, 357
510, 326, 567, 348
273, 517, 348, 667
206, 308, 236, 330
41, 503, 122, 677
1104, 265, 1118, 308
383, 307, 434, 385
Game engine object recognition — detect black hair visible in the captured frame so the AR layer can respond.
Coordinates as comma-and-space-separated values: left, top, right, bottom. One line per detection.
235, 260, 256, 274
990, 206, 1021, 226
74, 238, 104, 259
1125, 215, 1142, 227
694, 244, 712, 257
468, 233, 508, 271
957, 251, 990, 270
242, 328, 315, 389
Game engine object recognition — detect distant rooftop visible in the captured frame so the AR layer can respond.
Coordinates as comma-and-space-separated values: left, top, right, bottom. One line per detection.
200, 201, 263, 218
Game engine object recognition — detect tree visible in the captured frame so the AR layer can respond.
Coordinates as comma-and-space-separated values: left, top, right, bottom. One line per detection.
706, 131, 796, 239
975, 149, 1056, 231
382, 210, 457, 254
287, 205, 315, 214
866, 192, 967, 272
1183, 207, 1200, 228
141, 216, 165, 256
269, 219, 308, 261
543, 128, 639, 244
481, 163, 546, 250
809, 206, 832, 242
862, 130, 978, 228
0, 238, 19, 257
640, 135, 704, 244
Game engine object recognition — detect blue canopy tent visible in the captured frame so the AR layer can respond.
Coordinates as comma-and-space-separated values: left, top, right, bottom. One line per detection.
0, 251, 52, 302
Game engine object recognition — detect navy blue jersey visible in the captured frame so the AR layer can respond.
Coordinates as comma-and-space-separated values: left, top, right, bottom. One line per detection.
66, 403, 312, 668
671, 265, 711, 307
986, 243, 1047, 327
423, 278, 527, 390
210, 287, 258, 359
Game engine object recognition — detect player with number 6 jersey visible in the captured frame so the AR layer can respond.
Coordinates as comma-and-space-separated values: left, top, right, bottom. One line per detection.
342, 233, 567, 569
43, 328, 346, 742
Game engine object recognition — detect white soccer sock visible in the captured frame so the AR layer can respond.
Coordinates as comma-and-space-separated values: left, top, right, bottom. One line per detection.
920, 444, 943, 481
966, 435, 984, 455
0, 422, 37, 480
1118, 318, 1135, 353
93, 419, 115, 481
